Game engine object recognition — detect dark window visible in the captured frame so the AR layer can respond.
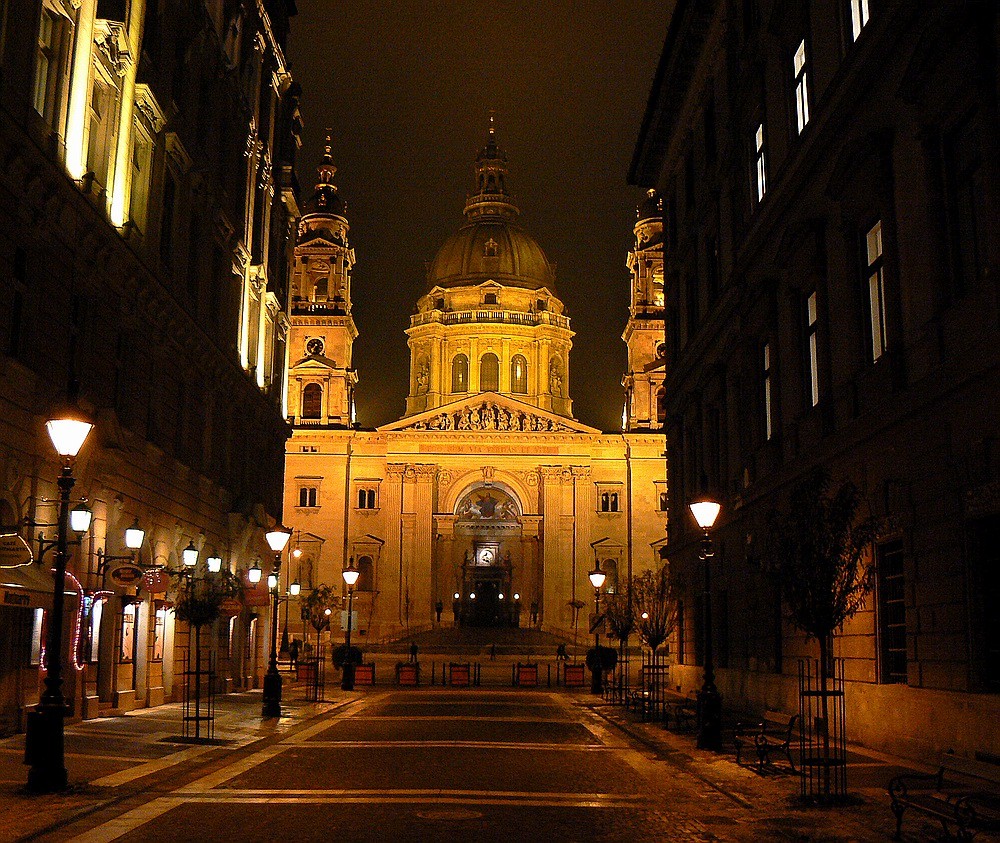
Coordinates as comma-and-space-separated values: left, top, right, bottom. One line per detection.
357, 488, 377, 509
656, 387, 667, 425
658, 491, 669, 512
717, 590, 729, 669
160, 171, 176, 268
435, 297, 445, 309
356, 556, 374, 591
480, 353, 499, 392
298, 487, 317, 507
704, 97, 716, 166
484, 292, 497, 305
301, 383, 322, 419
676, 600, 685, 664
945, 114, 984, 299
877, 540, 907, 684
536, 299, 546, 312
968, 516, 1000, 691
693, 595, 705, 666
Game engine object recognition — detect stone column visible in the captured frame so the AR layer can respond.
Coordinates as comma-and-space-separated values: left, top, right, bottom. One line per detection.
383, 465, 406, 635
410, 465, 437, 628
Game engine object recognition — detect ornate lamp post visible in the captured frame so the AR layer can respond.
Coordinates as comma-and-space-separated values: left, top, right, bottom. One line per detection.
341, 559, 360, 691
588, 564, 607, 694
25, 407, 94, 792
261, 527, 291, 718
689, 498, 722, 751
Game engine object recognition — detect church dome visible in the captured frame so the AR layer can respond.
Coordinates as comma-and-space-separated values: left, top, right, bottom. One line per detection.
426, 119, 557, 293
300, 138, 348, 243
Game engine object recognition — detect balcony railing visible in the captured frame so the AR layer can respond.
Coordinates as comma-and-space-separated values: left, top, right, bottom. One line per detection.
410, 309, 569, 329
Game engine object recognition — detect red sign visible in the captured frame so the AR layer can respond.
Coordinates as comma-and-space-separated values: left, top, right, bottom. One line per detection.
243, 578, 269, 607
143, 568, 170, 594
220, 597, 242, 616
110, 565, 144, 587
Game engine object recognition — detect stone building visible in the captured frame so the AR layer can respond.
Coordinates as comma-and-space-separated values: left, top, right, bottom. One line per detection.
0, 0, 298, 732
284, 126, 668, 642
631, 0, 999, 760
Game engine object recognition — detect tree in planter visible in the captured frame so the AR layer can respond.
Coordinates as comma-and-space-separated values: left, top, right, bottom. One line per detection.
603, 583, 635, 696
634, 565, 677, 667
761, 470, 876, 801
300, 584, 338, 649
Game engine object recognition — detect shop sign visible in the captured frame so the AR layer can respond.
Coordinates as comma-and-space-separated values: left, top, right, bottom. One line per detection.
0, 534, 33, 568
110, 564, 145, 587
143, 568, 170, 594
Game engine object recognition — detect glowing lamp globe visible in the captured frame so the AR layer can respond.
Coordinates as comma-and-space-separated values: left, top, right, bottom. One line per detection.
588, 567, 607, 590
182, 541, 198, 567
342, 563, 360, 588
265, 528, 292, 553
46, 410, 94, 458
69, 503, 93, 535
207, 555, 223, 574
289, 580, 301, 596
453, 592, 460, 600
248, 561, 263, 584
267, 572, 278, 590
689, 500, 721, 530
124, 521, 145, 550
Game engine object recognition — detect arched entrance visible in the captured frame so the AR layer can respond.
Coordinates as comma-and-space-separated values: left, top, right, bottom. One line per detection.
453, 485, 522, 628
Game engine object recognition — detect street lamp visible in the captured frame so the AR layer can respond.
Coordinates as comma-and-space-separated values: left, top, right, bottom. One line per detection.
341, 558, 360, 690
26, 405, 93, 792
588, 564, 607, 694
262, 527, 291, 717
248, 559, 263, 584
182, 541, 198, 568
690, 497, 722, 751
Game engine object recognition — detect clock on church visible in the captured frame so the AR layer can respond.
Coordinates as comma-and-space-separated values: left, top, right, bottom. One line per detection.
306, 338, 324, 356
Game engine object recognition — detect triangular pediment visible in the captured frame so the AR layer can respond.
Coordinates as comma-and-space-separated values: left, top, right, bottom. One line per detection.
297, 235, 344, 251
379, 392, 600, 434
290, 354, 340, 371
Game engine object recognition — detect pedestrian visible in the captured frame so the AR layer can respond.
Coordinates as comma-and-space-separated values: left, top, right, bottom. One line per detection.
435, 600, 444, 624
409, 642, 419, 663
556, 643, 567, 661
289, 638, 300, 669
489, 642, 496, 660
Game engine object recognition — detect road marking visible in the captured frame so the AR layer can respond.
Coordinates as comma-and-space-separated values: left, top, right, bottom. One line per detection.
176, 744, 289, 793
291, 740, 614, 750
68, 797, 185, 843
89, 744, 217, 787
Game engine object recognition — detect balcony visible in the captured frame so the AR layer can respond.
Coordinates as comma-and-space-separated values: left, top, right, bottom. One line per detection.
409, 309, 570, 330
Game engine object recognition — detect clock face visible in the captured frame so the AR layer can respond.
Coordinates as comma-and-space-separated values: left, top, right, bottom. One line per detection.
656, 342, 667, 359
476, 547, 495, 566
306, 338, 324, 356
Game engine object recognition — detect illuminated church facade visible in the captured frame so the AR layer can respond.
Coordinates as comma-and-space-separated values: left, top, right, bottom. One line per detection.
282, 127, 667, 640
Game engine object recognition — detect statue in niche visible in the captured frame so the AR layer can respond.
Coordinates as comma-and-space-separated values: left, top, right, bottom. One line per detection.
549, 358, 563, 396
416, 360, 429, 394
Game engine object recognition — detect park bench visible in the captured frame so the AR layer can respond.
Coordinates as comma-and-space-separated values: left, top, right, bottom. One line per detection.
734, 710, 798, 772
888, 754, 1000, 841
663, 690, 698, 731
353, 663, 375, 686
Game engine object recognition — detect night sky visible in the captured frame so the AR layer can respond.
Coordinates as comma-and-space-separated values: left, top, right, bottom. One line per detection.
288, 2, 668, 430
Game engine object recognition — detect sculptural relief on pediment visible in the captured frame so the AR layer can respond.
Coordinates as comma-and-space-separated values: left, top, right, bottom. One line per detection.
401, 400, 575, 433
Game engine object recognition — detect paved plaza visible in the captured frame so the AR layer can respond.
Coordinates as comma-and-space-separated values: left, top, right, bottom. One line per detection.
0, 677, 982, 841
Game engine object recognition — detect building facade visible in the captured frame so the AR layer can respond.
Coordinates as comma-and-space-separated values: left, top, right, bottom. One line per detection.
284, 128, 668, 642
631, 0, 999, 760
0, 0, 299, 733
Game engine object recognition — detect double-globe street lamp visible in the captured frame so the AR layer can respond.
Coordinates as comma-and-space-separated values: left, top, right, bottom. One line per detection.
341, 558, 360, 691
588, 564, 607, 694
689, 498, 722, 752
25, 406, 94, 792
261, 527, 292, 718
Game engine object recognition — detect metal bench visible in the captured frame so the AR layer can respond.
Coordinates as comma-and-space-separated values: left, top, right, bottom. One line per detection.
734, 710, 798, 771
663, 690, 698, 731
889, 755, 1000, 841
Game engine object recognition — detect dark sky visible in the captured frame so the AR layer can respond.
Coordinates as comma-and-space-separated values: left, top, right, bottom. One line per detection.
287, 1, 668, 430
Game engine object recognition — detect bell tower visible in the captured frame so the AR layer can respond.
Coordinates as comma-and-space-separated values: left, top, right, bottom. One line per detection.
286, 138, 358, 427
622, 189, 666, 431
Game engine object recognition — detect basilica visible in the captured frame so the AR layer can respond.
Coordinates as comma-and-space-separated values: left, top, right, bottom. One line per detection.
283, 124, 667, 640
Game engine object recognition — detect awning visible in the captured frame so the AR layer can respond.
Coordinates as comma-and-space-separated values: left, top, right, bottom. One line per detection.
0, 564, 76, 611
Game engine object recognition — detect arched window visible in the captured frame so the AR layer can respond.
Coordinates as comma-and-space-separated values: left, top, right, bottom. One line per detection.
356, 556, 374, 591
510, 355, 528, 393
452, 354, 469, 393
480, 353, 499, 392
302, 383, 322, 419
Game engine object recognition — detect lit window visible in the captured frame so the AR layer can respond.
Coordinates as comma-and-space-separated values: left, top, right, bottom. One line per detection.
754, 123, 767, 202
452, 354, 469, 393
87, 599, 103, 663
849, 0, 870, 41
510, 355, 528, 394
30, 608, 44, 666
806, 291, 820, 407
87, 73, 117, 190
763, 342, 773, 440
129, 129, 154, 233
33, 7, 67, 127
152, 606, 167, 661
866, 220, 887, 361
298, 486, 318, 507
793, 40, 810, 134
120, 603, 137, 663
